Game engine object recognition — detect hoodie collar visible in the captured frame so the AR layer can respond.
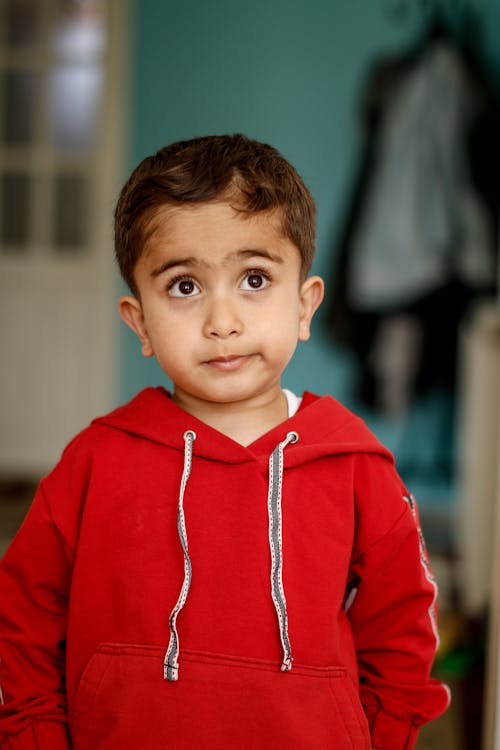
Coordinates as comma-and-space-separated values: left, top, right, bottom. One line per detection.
93, 387, 392, 467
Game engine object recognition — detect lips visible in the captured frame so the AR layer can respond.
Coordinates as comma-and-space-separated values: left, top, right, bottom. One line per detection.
205, 355, 252, 372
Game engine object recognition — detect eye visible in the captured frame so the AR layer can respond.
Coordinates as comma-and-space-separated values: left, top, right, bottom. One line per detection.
240, 271, 270, 291
168, 276, 200, 297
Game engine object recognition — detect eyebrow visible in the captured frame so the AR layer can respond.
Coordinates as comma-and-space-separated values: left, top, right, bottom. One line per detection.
150, 248, 284, 279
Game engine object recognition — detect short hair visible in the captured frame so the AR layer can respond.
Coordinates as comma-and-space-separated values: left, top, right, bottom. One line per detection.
114, 133, 316, 294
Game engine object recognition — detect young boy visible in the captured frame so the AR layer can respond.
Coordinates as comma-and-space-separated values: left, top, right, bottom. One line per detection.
0, 134, 449, 749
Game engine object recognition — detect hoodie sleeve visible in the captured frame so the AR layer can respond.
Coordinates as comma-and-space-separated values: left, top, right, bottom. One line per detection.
347, 453, 450, 750
0, 483, 72, 750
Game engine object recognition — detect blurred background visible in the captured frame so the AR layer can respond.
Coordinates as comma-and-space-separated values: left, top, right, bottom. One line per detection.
1, 0, 500, 747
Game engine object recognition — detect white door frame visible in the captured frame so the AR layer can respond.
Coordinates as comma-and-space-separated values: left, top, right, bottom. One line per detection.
0, 0, 129, 478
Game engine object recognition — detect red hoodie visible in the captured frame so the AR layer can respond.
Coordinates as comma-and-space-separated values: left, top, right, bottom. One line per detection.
0, 388, 449, 749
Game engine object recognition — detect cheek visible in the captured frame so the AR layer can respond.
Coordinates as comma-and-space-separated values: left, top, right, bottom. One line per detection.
146, 307, 185, 339
147, 312, 198, 361
263, 312, 301, 354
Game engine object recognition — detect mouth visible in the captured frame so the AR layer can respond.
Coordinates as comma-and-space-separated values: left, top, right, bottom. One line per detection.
204, 354, 252, 372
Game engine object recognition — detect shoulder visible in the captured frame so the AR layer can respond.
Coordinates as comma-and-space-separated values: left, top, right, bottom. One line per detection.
298, 391, 393, 459
41, 388, 164, 496
57, 386, 170, 459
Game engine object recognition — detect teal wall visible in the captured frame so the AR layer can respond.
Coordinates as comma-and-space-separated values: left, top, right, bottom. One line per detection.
118, 0, 499, 475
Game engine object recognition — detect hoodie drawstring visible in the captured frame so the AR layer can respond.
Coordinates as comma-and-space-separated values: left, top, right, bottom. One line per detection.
164, 429, 196, 681
267, 431, 298, 672
164, 429, 298, 680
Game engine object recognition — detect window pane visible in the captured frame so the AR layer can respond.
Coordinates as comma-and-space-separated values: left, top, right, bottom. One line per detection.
1, 173, 31, 248
3, 0, 40, 46
53, 0, 106, 63
53, 174, 88, 250
1, 69, 37, 146
49, 66, 103, 153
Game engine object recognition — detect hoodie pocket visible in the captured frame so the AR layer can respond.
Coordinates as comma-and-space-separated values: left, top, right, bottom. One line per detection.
71, 644, 370, 750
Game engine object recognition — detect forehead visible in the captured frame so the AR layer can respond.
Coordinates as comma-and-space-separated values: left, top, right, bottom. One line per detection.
141, 201, 300, 268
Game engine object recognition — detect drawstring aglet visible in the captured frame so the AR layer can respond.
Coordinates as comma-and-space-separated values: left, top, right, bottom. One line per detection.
281, 656, 293, 672
164, 660, 179, 682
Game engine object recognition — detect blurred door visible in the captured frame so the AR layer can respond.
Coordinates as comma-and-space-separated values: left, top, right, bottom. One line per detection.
0, 0, 127, 476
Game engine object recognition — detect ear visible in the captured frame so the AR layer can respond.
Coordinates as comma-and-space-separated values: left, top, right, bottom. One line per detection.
118, 296, 154, 357
298, 275, 324, 341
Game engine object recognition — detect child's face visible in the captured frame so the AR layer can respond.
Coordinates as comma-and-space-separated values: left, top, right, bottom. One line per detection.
119, 201, 323, 411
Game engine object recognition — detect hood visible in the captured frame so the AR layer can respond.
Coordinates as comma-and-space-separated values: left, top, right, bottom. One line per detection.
94, 387, 393, 682
94, 387, 392, 468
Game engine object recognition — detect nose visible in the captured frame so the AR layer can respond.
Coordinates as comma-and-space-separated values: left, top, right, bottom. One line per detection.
203, 293, 243, 339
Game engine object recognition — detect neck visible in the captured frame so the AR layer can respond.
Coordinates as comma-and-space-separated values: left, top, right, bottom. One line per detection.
172, 386, 289, 446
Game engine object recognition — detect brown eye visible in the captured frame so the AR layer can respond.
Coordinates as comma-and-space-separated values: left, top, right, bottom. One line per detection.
241, 272, 269, 291
248, 274, 263, 288
169, 277, 200, 297
179, 280, 195, 295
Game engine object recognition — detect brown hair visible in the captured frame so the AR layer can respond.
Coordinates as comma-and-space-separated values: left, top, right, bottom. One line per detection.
114, 133, 316, 294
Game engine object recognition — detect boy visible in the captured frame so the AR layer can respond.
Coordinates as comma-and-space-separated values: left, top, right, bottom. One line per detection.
0, 134, 449, 749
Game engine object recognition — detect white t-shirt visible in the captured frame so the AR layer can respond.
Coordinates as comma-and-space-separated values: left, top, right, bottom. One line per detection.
283, 389, 302, 418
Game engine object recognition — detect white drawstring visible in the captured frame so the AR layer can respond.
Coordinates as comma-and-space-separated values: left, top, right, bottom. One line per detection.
267, 431, 298, 672
163, 428, 298, 681
164, 430, 196, 681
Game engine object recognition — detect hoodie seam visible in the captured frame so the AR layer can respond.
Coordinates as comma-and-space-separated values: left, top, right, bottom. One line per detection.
38, 483, 76, 561
350, 504, 411, 566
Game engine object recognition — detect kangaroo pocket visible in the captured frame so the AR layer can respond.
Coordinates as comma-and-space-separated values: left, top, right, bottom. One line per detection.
70, 644, 371, 750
